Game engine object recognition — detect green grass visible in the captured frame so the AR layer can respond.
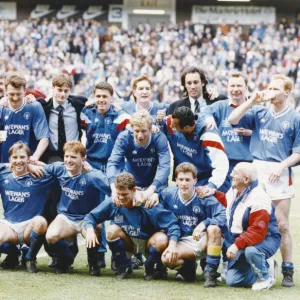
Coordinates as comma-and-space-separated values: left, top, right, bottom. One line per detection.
0, 174, 300, 300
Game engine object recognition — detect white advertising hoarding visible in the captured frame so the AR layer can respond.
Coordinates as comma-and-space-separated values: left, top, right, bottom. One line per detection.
0, 2, 16, 20
192, 6, 276, 24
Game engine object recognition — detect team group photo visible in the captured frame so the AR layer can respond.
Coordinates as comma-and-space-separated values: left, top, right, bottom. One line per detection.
0, 0, 299, 299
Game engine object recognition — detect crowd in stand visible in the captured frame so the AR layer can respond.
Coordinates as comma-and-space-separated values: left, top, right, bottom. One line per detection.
0, 18, 299, 104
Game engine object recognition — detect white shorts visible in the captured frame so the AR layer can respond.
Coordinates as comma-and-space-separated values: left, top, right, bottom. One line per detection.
0, 219, 31, 243
177, 235, 206, 259
253, 160, 295, 200
125, 237, 147, 258
57, 214, 84, 233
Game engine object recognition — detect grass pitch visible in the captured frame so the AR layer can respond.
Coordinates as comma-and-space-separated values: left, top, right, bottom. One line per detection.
0, 174, 300, 300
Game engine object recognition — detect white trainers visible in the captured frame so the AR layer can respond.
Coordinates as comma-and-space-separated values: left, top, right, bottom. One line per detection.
252, 277, 274, 291
267, 257, 278, 285
252, 257, 277, 291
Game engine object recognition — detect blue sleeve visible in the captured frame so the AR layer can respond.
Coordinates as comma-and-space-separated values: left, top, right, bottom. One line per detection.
201, 196, 227, 232
44, 162, 65, 176
83, 198, 115, 229
292, 115, 300, 154
0, 163, 11, 181
106, 132, 126, 185
236, 106, 257, 129
32, 103, 50, 140
208, 102, 219, 124
158, 189, 168, 209
146, 205, 181, 241
152, 133, 170, 189
156, 209, 181, 241
93, 170, 112, 197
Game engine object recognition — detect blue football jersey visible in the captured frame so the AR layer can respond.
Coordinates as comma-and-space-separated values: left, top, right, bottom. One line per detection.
80, 105, 129, 170
163, 116, 229, 189
0, 101, 49, 162
209, 100, 252, 162
84, 199, 181, 241
241, 106, 300, 162
45, 162, 111, 221
107, 130, 170, 189
0, 164, 56, 223
121, 101, 169, 124
159, 186, 227, 237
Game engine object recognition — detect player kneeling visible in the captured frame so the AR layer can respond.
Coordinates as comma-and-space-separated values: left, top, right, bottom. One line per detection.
0, 143, 56, 273
45, 141, 111, 275
84, 172, 181, 280
159, 163, 227, 287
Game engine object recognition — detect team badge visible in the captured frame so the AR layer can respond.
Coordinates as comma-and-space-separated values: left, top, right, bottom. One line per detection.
24, 112, 30, 120
4, 115, 8, 120
114, 214, 124, 223
259, 221, 266, 228
150, 148, 155, 154
105, 117, 112, 124
282, 121, 290, 130
95, 118, 99, 123
173, 204, 178, 209
193, 206, 201, 214
79, 178, 86, 186
132, 150, 137, 155
4, 179, 9, 184
25, 179, 33, 187
261, 118, 266, 123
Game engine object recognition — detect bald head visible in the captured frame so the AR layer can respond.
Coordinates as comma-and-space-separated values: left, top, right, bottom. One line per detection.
236, 162, 257, 182
231, 162, 257, 191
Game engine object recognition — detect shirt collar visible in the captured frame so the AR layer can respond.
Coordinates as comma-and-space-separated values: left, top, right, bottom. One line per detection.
53, 98, 68, 109
8, 98, 26, 112
92, 105, 117, 116
12, 172, 29, 179
189, 96, 204, 103
227, 99, 239, 108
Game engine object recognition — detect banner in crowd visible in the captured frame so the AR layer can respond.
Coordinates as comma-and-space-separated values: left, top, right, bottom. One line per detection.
0, 2, 17, 20
30, 5, 54, 19
108, 5, 123, 23
83, 6, 107, 20
191, 6, 276, 25
29, 5, 108, 21
56, 6, 80, 20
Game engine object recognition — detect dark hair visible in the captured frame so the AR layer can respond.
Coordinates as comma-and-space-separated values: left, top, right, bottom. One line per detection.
181, 66, 209, 99
94, 82, 114, 96
172, 107, 195, 129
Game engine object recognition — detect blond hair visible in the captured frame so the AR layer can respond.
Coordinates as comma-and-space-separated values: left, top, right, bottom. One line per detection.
130, 110, 153, 129
9, 142, 30, 158
271, 74, 293, 93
